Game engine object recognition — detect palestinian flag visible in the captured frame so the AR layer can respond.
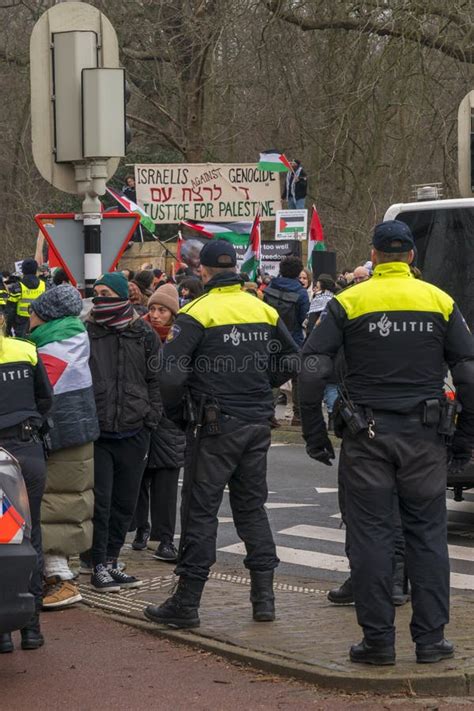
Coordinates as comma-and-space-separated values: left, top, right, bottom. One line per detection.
106, 186, 155, 235
307, 204, 326, 267
240, 212, 261, 280
277, 213, 306, 237
257, 150, 292, 173
180, 220, 252, 246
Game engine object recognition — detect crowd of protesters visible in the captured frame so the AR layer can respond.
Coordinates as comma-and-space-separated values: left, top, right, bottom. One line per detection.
0, 247, 380, 648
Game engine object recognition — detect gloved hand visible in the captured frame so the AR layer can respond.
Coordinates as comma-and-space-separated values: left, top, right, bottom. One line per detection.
306, 432, 335, 466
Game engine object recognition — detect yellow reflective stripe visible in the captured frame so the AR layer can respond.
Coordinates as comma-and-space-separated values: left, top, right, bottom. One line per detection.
336, 272, 454, 322
0, 337, 38, 366
181, 285, 280, 328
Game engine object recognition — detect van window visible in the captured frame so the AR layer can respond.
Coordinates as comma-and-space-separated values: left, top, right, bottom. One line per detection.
396, 208, 474, 329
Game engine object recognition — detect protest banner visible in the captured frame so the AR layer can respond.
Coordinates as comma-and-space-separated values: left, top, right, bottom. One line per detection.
134, 163, 282, 224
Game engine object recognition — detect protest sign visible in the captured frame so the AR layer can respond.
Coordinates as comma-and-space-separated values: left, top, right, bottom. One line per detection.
135, 163, 282, 224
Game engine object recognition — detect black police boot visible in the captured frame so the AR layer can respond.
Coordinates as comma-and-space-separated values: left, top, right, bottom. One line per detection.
350, 639, 396, 666
392, 558, 409, 606
0, 633, 13, 653
327, 576, 354, 605
144, 577, 204, 629
250, 570, 275, 622
21, 611, 44, 650
416, 639, 454, 664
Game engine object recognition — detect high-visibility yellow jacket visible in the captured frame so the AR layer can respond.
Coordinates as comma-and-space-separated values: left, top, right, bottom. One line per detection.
8, 280, 46, 318
0, 335, 52, 429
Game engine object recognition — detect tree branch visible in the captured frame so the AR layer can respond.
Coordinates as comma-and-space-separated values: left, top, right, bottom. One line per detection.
264, 0, 474, 64
122, 46, 171, 63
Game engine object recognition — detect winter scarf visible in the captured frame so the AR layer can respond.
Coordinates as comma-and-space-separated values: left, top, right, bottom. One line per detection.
142, 313, 171, 343
309, 289, 334, 314
91, 297, 134, 330
29, 315, 85, 348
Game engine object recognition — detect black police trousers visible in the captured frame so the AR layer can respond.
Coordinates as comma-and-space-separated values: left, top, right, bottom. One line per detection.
338, 465, 405, 560
340, 421, 449, 646
0, 437, 46, 608
175, 418, 279, 582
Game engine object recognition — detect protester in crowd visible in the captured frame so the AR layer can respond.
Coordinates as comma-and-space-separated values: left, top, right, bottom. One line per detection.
82, 272, 161, 592
28, 285, 99, 609
122, 268, 135, 282
258, 273, 272, 294
133, 284, 184, 562
299, 267, 314, 301
52, 268, 71, 286
178, 277, 204, 307
134, 270, 154, 295
152, 269, 167, 290
7, 259, 46, 338
0, 303, 52, 653
264, 256, 309, 426
353, 265, 370, 283
282, 159, 308, 209
128, 280, 149, 315
123, 175, 136, 203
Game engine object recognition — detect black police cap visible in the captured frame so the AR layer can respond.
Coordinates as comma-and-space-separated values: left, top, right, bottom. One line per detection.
199, 239, 237, 268
372, 220, 415, 253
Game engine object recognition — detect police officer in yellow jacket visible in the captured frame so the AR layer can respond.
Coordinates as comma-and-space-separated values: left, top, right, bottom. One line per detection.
300, 221, 474, 666
7, 259, 46, 338
0, 275, 8, 310
0, 304, 52, 653
144, 240, 299, 629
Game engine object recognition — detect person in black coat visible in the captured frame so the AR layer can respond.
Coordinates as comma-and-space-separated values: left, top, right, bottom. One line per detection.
83, 272, 162, 591
132, 284, 184, 560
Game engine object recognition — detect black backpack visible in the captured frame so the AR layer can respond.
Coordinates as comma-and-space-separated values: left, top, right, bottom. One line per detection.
263, 286, 299, 332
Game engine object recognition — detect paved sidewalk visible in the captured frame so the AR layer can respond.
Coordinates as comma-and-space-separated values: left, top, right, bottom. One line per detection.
77, 548, 474, 697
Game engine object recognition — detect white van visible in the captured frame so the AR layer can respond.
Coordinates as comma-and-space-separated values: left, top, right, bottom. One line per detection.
384, 197, 474, 497
384, 197, 474, 330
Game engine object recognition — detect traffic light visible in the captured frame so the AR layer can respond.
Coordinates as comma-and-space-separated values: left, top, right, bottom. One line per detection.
30, 2, 121, 194
82, 67, 127, 159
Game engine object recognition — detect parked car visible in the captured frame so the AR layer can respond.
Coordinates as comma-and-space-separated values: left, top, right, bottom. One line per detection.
0, 447, 36, 633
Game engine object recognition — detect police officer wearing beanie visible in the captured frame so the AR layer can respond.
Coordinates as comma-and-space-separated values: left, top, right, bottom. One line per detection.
7, 259, 46, 338
144, 240, 299, 629
300, 220, 474, 666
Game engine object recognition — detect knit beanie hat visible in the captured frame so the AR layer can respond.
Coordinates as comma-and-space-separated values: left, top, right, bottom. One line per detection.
147, 283, 179, 315
93, 272, 129, 299
22, 258, 38, 275
31, 284, 82, 322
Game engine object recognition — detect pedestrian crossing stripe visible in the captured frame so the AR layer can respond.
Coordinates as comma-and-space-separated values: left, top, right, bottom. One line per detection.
218, 523, 474, 591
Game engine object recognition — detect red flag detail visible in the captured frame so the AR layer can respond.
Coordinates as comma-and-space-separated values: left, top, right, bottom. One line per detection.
40, 353, 68, 387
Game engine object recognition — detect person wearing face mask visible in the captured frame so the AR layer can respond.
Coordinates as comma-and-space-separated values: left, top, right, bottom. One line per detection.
82, 272, 162, 592
132, 285, 185, 561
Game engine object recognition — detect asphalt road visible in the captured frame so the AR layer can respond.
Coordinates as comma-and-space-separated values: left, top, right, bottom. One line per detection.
210, 443, 474, 592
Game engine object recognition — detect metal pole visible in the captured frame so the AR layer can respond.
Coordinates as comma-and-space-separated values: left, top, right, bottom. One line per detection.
83, 214, 101, 297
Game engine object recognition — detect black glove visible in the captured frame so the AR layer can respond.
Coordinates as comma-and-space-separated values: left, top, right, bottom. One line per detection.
306, 432, 335, 466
